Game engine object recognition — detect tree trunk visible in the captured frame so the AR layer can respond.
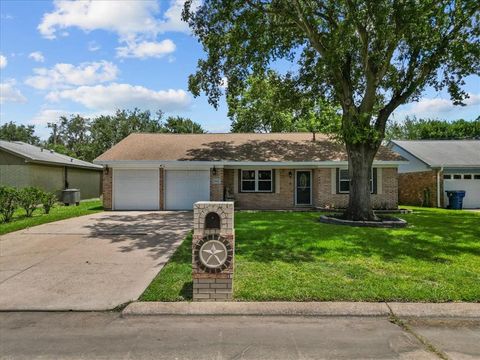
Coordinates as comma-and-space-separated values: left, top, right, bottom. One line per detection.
343, 142, 379, 221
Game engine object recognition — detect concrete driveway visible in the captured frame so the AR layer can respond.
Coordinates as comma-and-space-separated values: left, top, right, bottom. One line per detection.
0, 211, 192, 311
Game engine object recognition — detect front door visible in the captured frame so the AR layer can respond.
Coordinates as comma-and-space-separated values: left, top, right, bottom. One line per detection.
295, 170, 312, 206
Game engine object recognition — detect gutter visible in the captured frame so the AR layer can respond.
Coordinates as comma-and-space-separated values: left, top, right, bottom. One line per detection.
93, 160, 408, 168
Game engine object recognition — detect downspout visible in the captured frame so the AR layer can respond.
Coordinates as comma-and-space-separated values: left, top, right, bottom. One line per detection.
437, 167, 443, 208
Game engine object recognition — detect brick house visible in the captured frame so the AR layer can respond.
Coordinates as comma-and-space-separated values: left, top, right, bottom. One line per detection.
388, 140, 480, 209
94, 133, 404, 211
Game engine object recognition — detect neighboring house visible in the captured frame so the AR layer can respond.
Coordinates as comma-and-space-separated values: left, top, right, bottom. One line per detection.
0, 141, 102, 199
94, 133, 404, 211
388, 140, 480, 209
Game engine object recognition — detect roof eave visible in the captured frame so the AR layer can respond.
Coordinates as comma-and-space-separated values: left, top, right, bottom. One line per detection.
94, 159, 406, 167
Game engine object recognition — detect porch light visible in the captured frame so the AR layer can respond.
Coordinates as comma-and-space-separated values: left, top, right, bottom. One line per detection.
289, 171, 293, 178
212, 166, 217, 175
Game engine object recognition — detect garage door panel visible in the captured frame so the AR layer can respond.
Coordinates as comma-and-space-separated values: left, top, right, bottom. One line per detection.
165, 170, 210, 210
114, 169, 159, 210
444, 179, 480, 209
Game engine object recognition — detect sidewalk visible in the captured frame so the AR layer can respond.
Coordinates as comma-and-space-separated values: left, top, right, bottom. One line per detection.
123, 301, 480, 318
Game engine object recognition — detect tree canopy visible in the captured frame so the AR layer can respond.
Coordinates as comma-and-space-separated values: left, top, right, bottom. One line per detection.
386, 116, 480, 140
0, 122, 39, 145
1, 109, 205, 162
184, 0, 480, 220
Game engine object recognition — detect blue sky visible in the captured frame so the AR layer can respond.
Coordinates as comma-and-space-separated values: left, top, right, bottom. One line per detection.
0, 0, 479, 139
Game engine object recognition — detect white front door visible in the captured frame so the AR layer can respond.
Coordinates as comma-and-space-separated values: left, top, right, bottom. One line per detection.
113, 169, 159, 210
444, 175, 480, 208
165, 170, 210, 210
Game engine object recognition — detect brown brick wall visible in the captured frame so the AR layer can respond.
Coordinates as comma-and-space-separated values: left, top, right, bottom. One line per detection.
315, 167, 398, 209
224, 168, 297, 209
398, 170, 442, 207
210, 167, 224, 201
223, 167, 399, 210
102, 168, 112, 210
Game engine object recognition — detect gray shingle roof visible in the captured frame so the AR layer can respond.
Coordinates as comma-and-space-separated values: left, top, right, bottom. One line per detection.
0, 141, 102, 170
391, 140, 480, 167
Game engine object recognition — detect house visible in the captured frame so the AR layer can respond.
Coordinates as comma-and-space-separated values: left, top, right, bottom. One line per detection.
94, 133, 404, 211
0, 140, 103, 199
388, 140, 480, 209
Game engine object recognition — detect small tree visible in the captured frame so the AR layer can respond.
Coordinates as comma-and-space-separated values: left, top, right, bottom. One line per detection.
18, 187, 43, 217
41, 192, 58, 214
0, 186, 18, 223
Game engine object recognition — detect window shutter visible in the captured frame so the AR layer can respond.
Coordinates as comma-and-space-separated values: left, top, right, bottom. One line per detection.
372, 168, 378, 194
238, 169, 242, 193
271, 169, 276, 193
275, 169, 280, 193
335, 168, 340, 194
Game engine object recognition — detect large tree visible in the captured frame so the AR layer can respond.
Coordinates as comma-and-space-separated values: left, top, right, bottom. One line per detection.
183, 0, 480, 220
0, 122, 39, 145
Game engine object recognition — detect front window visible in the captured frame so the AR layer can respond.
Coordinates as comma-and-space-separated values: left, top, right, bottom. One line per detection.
241, 170, 273, 192
338, 168, 374, 193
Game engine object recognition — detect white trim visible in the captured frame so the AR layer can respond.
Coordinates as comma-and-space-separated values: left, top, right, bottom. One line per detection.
95, 160, 406, 168
294, 170, 312, 206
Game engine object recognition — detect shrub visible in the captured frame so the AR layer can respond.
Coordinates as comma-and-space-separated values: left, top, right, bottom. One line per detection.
0, 186, 19, 223
18, 187, 43, 217
41, 191, 58, 214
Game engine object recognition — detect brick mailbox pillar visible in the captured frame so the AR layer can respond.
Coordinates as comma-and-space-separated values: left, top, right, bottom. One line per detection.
192, 201, 235, 301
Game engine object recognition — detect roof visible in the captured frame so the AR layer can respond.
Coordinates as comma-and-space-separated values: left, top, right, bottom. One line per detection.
95, 133, 404, 163
390, 140, 480, 167
0, 141, 102, 170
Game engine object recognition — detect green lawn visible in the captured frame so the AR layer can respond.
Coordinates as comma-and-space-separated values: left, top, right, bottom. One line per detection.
141, 207, 480, 302
0, 200, 103, 235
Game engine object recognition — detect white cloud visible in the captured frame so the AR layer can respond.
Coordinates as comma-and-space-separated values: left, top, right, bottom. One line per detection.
116, 39, 176, 59
25, 61, 118, 90
28, 51, 45, 63
0, 80, 27, 104
38, 0, 161, 39
0, 55, 7, 69
157, 0, 192, 33
394, 93, 480, 120
46, 83, 190, 112
37, 1, 195, 59
30, 109, 70, 125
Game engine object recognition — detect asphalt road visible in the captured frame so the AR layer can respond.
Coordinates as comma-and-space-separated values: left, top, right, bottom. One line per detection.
1, 312, 479, 359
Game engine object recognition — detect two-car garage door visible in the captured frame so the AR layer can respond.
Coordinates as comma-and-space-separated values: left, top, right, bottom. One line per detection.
113, 169, 210, 210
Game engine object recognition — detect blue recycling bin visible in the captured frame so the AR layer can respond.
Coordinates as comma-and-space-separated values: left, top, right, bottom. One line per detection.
445, 190, 466, 210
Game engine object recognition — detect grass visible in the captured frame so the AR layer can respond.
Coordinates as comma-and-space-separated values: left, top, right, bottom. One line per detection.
0, 199, 103, 235
141, 207, 480, 302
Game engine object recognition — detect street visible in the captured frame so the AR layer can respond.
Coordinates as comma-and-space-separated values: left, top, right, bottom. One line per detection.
1, 312, 479, 359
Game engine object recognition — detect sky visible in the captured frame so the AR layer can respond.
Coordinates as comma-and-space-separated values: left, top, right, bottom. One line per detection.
0, 0, 479, 140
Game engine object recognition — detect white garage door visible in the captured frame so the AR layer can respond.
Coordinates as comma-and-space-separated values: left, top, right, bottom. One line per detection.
113, 169, 159, 210
165, 170, 210, 210
444, 175, 480, 209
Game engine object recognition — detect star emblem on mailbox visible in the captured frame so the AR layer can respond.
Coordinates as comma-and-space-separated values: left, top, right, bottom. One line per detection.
200, 240, 227, 268
194, 234, 233, 273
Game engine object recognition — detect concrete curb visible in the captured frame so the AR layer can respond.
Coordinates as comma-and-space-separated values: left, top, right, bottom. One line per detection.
122, 301, 480, 318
